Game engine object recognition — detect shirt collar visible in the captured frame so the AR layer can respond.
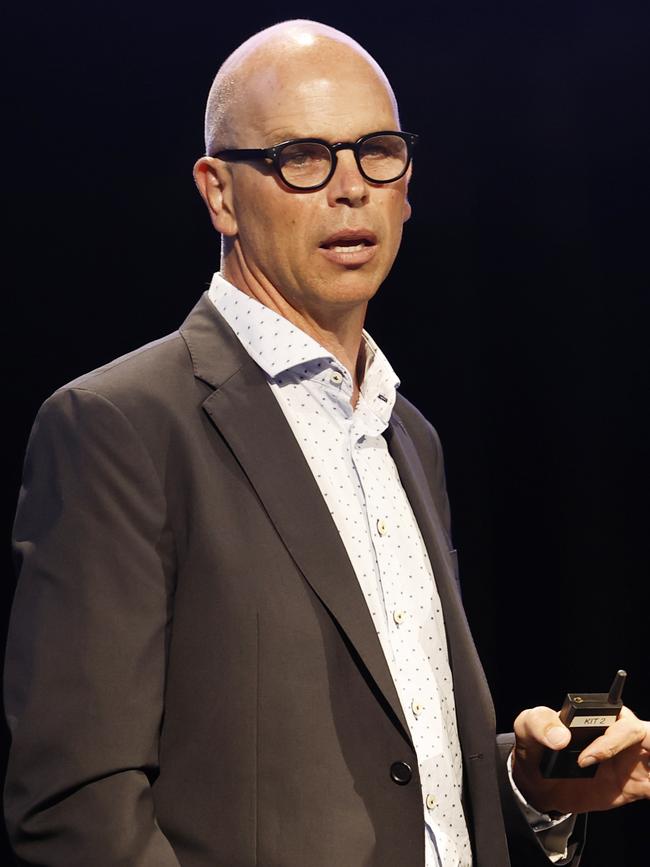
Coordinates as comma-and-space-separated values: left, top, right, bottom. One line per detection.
207, 272, 400, 410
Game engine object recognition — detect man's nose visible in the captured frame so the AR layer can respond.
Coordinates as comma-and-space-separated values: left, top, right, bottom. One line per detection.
326, 149, 369, 207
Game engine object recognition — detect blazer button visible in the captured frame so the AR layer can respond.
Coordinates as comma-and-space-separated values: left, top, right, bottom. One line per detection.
390, 761, 412, 785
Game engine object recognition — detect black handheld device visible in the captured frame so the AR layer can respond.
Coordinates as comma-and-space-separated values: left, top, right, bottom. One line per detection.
540, 670, 627, 779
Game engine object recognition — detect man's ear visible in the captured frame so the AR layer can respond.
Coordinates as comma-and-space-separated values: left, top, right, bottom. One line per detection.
193, 157, 238, 237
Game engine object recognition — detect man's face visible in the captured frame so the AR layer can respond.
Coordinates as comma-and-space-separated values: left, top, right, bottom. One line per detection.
220, 46, 411, 319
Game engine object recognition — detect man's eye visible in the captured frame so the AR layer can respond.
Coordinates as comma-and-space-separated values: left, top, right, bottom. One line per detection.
281, 144, 329, 168
364, 143, 401, 159
286, 152, 315, 166
363, 147, 390, 159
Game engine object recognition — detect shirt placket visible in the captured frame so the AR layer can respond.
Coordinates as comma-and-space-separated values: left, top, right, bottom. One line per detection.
356, 440, 469, 867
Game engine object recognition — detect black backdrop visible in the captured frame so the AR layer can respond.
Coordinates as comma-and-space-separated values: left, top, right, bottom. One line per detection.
4, 1, 649, 864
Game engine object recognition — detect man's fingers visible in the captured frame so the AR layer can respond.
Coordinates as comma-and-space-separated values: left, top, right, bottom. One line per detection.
577, 707, 648, 767
514, 706, 571, 751
516, 705, 650, 765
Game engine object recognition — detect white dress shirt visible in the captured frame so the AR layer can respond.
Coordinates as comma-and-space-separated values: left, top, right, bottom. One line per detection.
208, 272, 573, 865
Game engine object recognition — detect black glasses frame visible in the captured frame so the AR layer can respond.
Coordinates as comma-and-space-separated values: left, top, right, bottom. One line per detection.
213, 130, 418, 191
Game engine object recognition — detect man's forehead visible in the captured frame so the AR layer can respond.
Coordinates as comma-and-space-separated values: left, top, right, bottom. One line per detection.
238, 60, 398, 141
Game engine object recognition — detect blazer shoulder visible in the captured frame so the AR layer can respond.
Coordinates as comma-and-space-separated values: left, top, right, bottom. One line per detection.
59, 330, 192, 404
29, 328, 210, 470
47, 291, 249, 418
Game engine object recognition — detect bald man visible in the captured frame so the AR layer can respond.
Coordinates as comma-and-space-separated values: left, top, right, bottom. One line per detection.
5, 19, 650, 867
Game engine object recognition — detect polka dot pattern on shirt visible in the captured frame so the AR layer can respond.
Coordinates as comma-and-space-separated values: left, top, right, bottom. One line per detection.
209, 272, 472, 867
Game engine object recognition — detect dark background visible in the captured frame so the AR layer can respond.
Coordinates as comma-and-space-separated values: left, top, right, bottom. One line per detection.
4, 0, 648, 864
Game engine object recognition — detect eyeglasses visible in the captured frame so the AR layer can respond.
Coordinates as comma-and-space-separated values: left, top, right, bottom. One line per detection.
213, 130, 418, 191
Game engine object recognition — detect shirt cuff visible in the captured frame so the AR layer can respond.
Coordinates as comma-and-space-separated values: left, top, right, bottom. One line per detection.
507, 748, 577, 863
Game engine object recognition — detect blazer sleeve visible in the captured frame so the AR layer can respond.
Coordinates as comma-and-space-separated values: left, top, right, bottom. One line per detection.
4, 387, 181, 866
496, 734, 588, 866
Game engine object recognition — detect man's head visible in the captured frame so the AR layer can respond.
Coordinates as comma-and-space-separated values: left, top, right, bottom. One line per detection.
194, 20, 413, 325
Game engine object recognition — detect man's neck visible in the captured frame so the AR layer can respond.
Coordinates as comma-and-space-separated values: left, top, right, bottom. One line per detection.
222, 262, 367, 405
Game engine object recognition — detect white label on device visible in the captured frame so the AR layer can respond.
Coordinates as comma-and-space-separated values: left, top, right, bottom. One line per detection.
570, 715, 617, 728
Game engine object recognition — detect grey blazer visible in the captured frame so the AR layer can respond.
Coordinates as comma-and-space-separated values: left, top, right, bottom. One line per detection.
5, 293, 585, 866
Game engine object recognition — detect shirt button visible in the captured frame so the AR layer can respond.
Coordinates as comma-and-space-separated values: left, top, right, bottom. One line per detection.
426, 794, 437, 809
411, 698, 424, 717
376, 518, 388, 536
330, 370, 343, 385
392, 609, 405, 625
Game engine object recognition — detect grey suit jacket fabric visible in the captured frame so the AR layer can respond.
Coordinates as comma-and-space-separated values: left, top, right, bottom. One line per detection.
5, 293, 585, 866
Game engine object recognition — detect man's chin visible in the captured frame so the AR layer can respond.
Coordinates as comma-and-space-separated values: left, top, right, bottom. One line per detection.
307, 273, 382, 309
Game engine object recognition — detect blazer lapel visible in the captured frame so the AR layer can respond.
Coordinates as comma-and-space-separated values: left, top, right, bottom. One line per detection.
386, 413, 497, 747
180, 293, 412, 745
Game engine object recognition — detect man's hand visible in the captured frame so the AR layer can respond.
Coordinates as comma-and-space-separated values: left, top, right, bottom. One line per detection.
511, 705, 650, 815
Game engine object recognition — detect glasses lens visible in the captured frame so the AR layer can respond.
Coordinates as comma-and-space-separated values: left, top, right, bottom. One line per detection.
359, 134, 408, 182
278, 142, 332, 188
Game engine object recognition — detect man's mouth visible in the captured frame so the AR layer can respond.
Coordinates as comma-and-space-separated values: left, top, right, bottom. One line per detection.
320, 230, 378, 252
319, 230, 378, 266
328, 242, 368, 253
320, 229, 379, 271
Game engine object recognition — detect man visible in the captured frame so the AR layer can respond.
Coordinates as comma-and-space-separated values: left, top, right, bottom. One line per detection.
4, 19, 649, 867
